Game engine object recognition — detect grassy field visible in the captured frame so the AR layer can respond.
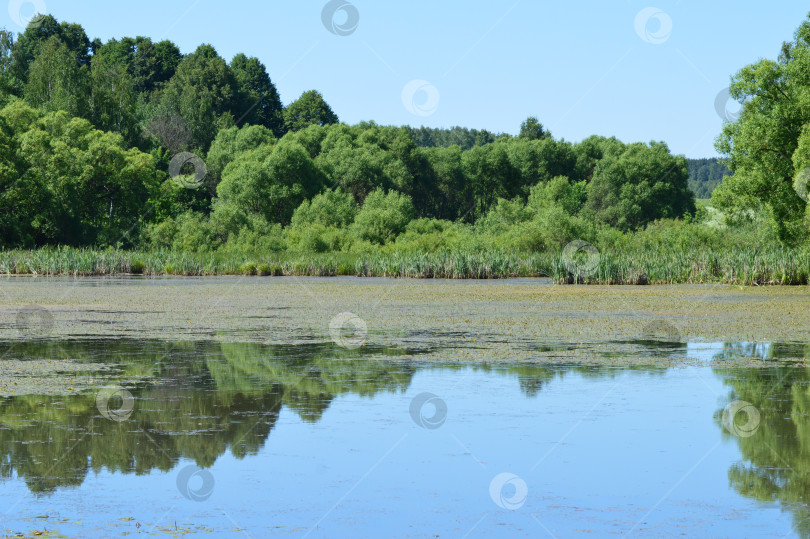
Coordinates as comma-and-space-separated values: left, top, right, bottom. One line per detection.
1, 245, 809, 285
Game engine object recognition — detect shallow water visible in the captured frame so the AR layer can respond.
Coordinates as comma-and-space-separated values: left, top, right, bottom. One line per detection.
1, 339, 809, 537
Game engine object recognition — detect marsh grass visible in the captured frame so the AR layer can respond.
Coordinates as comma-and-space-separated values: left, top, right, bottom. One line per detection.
0, 246, 807, 284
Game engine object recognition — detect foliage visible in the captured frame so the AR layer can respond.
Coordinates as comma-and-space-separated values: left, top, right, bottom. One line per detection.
87, 48, 139, 146
407, 125, 503, 150
10, 11, 809, 285
283, 89, 338, 132
715, 15, 810, 244
0, 101, 158, 247
206, 124, 276, 187
218, 138, 324, 224
686, 158, 730, 198
24, 35, 90, 118
155, 44, 239, 152
586, 141, 695, 231
518, 116, 550, 141
352, 189, 415, 244
230, 53, 284, 137
290, 188, 358, 230
93, 36, 181, 95
8, 15, 92, 92
0, 29, 16, 96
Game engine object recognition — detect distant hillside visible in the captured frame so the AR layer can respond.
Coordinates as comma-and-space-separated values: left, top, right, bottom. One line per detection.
687, 158, 730, 198
407, 126, 506, 150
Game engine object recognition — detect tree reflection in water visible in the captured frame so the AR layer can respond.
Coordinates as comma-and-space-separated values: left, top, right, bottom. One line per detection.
0, 339, 616, 495
715, 342, 810, 536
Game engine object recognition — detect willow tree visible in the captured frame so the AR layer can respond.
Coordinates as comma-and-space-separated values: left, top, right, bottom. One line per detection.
714, 15, 810, 244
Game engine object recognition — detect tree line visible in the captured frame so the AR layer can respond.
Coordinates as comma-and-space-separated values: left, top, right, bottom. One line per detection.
0, 15, 698, 252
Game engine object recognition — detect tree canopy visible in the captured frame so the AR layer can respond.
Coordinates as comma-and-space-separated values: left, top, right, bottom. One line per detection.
0, 13, 707, 253
283, 90, 339, 132
714, 14, 810, 244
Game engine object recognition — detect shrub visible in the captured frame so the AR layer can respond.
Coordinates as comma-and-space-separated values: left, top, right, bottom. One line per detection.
220, 216, 285, 254
528, 176, 587, 215
352, 189, 414, 244
392, 219, 466, 253
142, 218, 178, 249
476, 198, 532, 235
290, 188, 358, 230
172, 211, 216, 252
209, 202, 250, 243
239, 261, 257, 275
129, 260, 146, 274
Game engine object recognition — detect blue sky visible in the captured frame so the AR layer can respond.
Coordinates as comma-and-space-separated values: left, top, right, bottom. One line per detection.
3, 1, 808, 157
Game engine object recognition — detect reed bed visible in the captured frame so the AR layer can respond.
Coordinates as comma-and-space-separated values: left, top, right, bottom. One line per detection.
0, 246, 807, 284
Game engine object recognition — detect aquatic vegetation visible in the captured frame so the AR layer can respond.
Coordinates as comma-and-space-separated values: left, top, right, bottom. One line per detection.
0, 244, 807, 284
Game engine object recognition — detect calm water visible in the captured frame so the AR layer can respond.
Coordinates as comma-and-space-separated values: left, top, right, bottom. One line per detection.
1, 339, 809, 537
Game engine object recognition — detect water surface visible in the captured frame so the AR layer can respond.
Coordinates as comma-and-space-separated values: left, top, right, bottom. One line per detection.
1, 339, 808, 537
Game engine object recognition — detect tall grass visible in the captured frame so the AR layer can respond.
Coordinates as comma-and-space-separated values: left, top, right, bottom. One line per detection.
0, 246, 808, 284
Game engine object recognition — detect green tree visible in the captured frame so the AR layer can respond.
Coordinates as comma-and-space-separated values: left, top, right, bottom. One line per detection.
23, 35, 90, 118
408, 125, 501, 150
156, 44, 239, 152
461, 142, 520, 221
686, 158, 729, 198
316, 138, 389, 201
206, 124, 276, 187
0, 102, 158, 246
218, 138, 324, 224
287, 123, 329, 158
290, 188, 358, 229
88, 49, 138, 145
283, 90, 338, 132
422, 145, 468, 220
352, 188, 414, 244
0, 30, 15, 97
312, 124, 417, 204
714, 15, 810, 243
519, 116, 550, 141
506, 138, 579, 193
572, 135, 627, 182
95, 36, 182, 95
476, 197, 532, 234
586, 141, 695, 231
528, 175, 587, 215
230, 53, 284, 137
9, 15, 91, 92
0, 112, 23, 241
365, 125, 434, 215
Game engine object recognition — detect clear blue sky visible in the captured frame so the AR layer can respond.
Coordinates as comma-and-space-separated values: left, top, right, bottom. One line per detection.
3, 1, 808, 157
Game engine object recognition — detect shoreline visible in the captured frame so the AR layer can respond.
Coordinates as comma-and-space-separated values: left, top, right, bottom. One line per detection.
1, 246, 810, 285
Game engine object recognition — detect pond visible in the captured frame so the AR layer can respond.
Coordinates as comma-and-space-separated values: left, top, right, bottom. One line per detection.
1, 337, 809, 537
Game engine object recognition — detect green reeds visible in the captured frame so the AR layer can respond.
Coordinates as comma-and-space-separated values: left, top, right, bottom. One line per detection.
0, 246, 807, 284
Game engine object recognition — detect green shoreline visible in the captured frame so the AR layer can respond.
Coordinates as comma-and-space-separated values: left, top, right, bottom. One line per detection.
2, 246, 810, 284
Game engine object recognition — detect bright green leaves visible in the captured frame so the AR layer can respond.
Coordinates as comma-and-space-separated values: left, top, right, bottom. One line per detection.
0, 102, 157, 246
586, 141, 694, 231
715, 16, 810, 244
283, 90, 339, 133
352, 189, 415, 245
218, 138, 324, 224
